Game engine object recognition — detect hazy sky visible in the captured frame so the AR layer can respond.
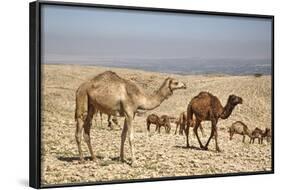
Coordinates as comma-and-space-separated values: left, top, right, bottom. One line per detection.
41, 4, 272, 64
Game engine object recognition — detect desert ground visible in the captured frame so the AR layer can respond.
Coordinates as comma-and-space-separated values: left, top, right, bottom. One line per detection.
41, 64, 272, 185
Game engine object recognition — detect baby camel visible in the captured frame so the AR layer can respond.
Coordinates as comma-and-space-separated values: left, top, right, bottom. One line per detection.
229, 121, 252, 142
174, 111, 204, 136
146, 114, 171, 134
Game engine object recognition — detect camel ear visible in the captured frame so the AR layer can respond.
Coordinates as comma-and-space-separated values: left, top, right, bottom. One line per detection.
168, 78, 173, 90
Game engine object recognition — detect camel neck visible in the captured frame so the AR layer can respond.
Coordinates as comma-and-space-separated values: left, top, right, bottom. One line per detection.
138, 83, 172, 110
220, 102, 235, 119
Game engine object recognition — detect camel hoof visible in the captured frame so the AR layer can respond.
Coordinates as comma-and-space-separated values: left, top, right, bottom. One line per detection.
119, 157, 125, 163
216, 149, 222, 153
79, 158, 85, 164
90, 156, 96, 161
202, 146, 208, 151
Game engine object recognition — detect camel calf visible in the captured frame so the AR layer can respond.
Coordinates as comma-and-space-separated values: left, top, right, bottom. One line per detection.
146, 114, 170, 134
229, 121, 252, 142
250, 127, 263, 144
93, 111, 120, 129
158, 115, 171, 134
262, 128, 271, 143
251, 127, 271, 144
146, 114, 161, 132
174, 112, 205, 136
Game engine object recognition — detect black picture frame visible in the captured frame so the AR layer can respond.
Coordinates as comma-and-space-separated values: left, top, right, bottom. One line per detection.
29, 1, 274, 188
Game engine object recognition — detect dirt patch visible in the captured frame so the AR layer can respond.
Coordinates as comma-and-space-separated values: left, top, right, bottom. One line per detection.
41, 64, 272, 185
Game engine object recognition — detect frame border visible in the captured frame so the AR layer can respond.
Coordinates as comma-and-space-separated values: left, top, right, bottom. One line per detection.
29, 1, 274, 188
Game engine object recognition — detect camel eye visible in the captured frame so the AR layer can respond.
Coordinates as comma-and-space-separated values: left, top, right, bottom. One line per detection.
174, 82, 179, 85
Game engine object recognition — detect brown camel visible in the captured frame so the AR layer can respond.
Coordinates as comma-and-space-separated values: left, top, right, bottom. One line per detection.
250, 127, 263, 144
174, 111, 205, 136
229, 121, 252, 142
146, 114, 171, 134
146, 114, 161, 132
185, 92, 242, 152
75, 71, 186, 164
158, 115, 172, 134
262, 128, 271, 143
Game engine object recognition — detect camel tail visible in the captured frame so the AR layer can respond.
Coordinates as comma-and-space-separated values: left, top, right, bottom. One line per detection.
227, 126, 232, 133
75, 84, 89, 121
186, 103, 193, 123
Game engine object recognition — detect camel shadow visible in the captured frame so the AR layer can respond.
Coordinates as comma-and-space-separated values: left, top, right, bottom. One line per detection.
174, 145, 202, 151
174, 145, 218, 153
57, 155, 103, 162
57, 155, 131, 165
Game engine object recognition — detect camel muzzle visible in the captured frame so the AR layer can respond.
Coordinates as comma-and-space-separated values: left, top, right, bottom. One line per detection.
238, 98, 243, 104
181, 83, 187, 89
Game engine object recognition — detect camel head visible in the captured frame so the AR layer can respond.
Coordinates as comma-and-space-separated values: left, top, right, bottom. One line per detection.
227, 94, 243, 106
264, 128, 270, 136
167, 78, 187, 92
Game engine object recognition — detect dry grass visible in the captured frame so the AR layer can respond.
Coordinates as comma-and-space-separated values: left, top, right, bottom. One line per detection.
41, 64, 272, 185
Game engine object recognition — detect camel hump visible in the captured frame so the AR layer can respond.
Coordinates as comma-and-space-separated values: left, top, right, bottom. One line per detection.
192, 91, 217, 103
235, 121, 247, 126
233, 121, 248, 131
92, 70, 122, 81
197, 91, 213, 98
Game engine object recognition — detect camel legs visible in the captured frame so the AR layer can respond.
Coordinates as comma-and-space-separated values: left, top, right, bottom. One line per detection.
83, 106, 95, 160
157, 124, 161, 134
199, 124, 205, 137
120, 118, 128, 162
179, 123, 185, 135
120, 114, 135, 164
107, 115, 113, 129
193, 120, 204, 149
252, 138, 255, 144
147, 121, 151, 132
205, 119, 220, 152
75, 116, 85, 161
99, 112, 103, 127
213, 127, 221, 152
127, 117, 135, 164
185, 120, 190, 148
242, 135, 245, 143
229, 130, 234, 140
75, 106, 95, 161
174, 123, 179, 135
165, 124, 171, 134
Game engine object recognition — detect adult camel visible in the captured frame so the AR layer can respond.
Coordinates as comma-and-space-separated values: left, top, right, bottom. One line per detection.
75, 71, 186, 164
185, 92, 242, 152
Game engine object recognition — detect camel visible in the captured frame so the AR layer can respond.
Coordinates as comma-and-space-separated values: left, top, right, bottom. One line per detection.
146, 114, 172, 134
185, 92, 242, 152
146, 114, 161, 132
158, 115, 172, 133
251, 127, 271, 144
229, 121, 252, 142
262, 128, 271, 143
75, 71, 186, 164
250, 127, 263, 144
174, 111, 204, 136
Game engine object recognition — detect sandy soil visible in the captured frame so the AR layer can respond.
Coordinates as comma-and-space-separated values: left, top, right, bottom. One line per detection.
41, 64, 272, 185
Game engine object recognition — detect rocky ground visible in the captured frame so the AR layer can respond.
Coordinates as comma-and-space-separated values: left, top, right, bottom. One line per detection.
41, 64, 272, 186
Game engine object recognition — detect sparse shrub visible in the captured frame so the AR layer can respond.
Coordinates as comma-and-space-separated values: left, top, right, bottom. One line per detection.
254, 73, 262, 77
